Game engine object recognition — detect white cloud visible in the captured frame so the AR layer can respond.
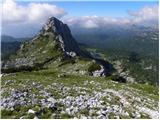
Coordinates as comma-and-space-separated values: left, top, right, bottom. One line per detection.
1, 1, 158, 37
66, 16, 100, 29
2, 0, 66, 24
128, 5, 158, 19
65, 16, 131, 29
65, 5, 158, 29
128, 5, 158, 25
83, 20, 98, 29
1, 0, 67, 37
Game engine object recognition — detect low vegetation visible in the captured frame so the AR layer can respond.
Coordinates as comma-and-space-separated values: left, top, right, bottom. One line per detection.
88, 62, 101, 72
1, 69, 158, 119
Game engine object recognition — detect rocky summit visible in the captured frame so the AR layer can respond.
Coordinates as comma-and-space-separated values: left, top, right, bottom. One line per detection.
1, 17, 111, 76
40, 17, 88, 57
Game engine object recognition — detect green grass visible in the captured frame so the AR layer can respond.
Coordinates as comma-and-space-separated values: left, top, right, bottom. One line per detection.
2, 69, 158, 96
60, 113, 73, 119
128, 83, 159, 101
1, 68, 158, 119
108, 112, 116, 119
1, 110, 13, 119
88, 62, 101, 73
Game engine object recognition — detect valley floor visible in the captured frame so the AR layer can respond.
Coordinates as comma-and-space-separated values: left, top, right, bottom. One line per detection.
1, 70, 159, 119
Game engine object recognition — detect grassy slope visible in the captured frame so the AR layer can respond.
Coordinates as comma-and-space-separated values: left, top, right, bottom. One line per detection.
9, 35, 62, 65
1, 68, 158, 119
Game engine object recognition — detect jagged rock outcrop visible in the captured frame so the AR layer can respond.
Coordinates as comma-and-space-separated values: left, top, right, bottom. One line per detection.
1, 17, 112, 76
39, 17, 90, 57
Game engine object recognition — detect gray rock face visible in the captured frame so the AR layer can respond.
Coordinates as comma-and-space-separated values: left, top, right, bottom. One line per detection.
40, 17, 89, 57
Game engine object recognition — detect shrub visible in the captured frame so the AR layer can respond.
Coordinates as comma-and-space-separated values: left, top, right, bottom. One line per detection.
128, 52, 140, 63
39, 107, 52, 119
27, 113, 35, 119
88, 62, 101, 73
1, 110, 13, 118
60, 113, 72, 119
108, 75, 126, 83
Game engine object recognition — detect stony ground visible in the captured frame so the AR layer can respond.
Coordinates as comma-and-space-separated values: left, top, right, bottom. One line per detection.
1, 70, 159, 119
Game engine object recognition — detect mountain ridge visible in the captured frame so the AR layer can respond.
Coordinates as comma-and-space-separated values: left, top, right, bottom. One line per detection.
1, 17, 112, 77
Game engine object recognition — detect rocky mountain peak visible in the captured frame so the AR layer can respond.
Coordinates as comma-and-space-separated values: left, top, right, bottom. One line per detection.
38, 17, 88, 57
42, 17, 70, 33
1, 17, 91, 72
2, 17, 112, 76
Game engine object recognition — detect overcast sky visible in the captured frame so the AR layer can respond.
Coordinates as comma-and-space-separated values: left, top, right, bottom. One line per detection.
1, 0, 159, 37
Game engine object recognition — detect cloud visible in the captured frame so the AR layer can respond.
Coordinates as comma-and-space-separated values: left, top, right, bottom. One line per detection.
1, 1, 158, 37
128, 5, 158, 19
2, 0, 67, 24
65, 16, 131, 29
128, 5, 158, 25
65, 16, 99, 29
65, 5, 158, 29
1, 0, 67, 37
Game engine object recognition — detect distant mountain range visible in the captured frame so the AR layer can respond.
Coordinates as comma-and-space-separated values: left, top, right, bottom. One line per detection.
1, 35, 31, 43
73, 25, 158, 56
1, 35, 31, 60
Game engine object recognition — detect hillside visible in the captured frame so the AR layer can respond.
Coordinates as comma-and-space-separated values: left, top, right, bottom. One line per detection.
1, 70, 158, 119
74, 26, 159, 86
73, 25, 158, 55
1, 17, 111, 76
1, 36, 31, 60
1, 17, 159, 119
1, 41, 21, 60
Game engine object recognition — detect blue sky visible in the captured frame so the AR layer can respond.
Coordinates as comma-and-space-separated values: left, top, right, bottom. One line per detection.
17, 1, 158, 18
2, 0, 159, 37
52, 1, 158, 18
